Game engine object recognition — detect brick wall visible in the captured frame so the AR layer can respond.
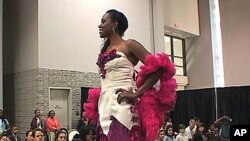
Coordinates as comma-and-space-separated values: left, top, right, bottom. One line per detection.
4, 68, 99, 140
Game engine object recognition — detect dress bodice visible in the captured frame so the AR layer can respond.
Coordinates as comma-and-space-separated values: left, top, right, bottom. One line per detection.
97, 50, 135, 91
96, 50, 137, 134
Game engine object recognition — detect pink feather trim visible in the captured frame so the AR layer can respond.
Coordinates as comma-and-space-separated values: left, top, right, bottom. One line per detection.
135, 53, 177, 141
84, 88, 101, 125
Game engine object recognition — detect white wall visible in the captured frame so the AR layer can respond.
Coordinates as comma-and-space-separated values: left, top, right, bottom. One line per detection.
38, 0, 152, 73
16, 0, 38, 71
164, 0, 199, 37
185, 0, 214, 89
220, 0, 250, 86
3, 0, 38, 74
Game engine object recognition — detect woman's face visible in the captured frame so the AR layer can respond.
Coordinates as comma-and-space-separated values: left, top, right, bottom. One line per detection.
57, 133, 66, 141
50, 111, 55, 118
180, 128, 185, 134
85, 130, 94, 141
98, 13, 115, 38
26, 131, 33, 141
199, 126, 204, 132
158, 131, 165, 139
167, 127, 173, 135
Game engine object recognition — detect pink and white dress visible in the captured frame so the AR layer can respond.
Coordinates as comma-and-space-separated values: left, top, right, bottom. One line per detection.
85, 49, 177, 141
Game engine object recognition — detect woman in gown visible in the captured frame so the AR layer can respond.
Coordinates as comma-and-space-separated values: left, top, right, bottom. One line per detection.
84, 9, 177, 141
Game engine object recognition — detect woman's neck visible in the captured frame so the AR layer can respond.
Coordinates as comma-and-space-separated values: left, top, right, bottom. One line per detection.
109, 34, 123, 46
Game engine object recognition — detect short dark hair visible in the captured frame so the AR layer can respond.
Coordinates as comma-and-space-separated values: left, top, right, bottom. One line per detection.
26, 129, 33, 136
34, 109, 40, 114
193, 117, 200, 121
79, 125, 95, 140
32, 128, 44, 138
178, 124, 185, 130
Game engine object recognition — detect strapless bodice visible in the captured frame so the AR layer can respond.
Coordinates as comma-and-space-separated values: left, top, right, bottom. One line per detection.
96, 50, 138, 134
97, 50, 135, 91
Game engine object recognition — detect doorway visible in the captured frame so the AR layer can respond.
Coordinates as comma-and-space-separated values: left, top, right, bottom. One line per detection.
49, 87, 72, 129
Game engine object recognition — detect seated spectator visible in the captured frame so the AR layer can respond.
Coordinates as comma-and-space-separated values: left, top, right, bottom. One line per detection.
55, 131, 66, 141
25, 129, 33, 141
192, 123, 207, 141
164, 125, 176, 141
0, 131, 12, 141
79, 125, 95, 141
185, 119, 196, 141
8, 125, 21, 141
32, 128, 45, 141
59, 128, 68, 141
155, 128, 165, 141
206, 123, 222, 141
176, 124, 188, 141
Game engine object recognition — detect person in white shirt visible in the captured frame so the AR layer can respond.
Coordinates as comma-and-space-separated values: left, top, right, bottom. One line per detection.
176, 124, 188, 141
0, 109, 10, 134
185, 119, 196, 140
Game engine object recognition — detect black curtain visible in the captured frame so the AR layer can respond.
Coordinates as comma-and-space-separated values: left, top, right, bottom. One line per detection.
217, 86, 250, 124
171, 88, 216, 130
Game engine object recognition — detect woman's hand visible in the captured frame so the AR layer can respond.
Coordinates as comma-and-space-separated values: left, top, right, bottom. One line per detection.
115, 88, 137, 104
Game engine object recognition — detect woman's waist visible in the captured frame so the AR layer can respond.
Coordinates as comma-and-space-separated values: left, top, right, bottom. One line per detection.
101, 79, 136, 91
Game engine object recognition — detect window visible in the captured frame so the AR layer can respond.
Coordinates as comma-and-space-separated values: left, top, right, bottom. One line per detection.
164, 35, 186, 76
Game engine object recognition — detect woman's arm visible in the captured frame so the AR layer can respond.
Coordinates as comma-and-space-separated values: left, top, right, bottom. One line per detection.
116, 39, 163, 104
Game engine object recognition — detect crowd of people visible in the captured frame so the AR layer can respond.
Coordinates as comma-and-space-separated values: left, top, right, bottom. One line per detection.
0, 107, 232, 141
155, 116, 231, 141
0, 109, 96, 141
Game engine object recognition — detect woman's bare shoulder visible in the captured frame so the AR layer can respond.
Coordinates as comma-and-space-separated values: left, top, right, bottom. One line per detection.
124, 39, 150, 63
125, 39, 141, 46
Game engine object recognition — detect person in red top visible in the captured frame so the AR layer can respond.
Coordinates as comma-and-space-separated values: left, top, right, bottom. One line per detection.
46, 110, 60, 141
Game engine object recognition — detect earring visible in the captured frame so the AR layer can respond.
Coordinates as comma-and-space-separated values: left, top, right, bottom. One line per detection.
112, 27, 116, 34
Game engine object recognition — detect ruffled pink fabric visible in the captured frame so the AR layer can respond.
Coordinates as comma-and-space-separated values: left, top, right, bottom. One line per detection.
84, 88, 101, 125
135, 53, 177, 141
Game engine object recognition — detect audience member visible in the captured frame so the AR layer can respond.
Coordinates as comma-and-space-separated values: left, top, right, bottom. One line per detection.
54, 131, 66, 141
192, 123, 207, 141
0, 131, 12, 141
0, 110, 10, 134
193, 117, 200, 128
25, 129, 33, 141
78, 125, 95, 141
59, 128, 68, 141
185, 119, 196, 141
46, 110, 60, 141
77, 112, 90, 131
206, 123, 222, 141
164, 125, 176, 141
214, 116, 231, 141
32, 128, 45, 141
155, 128, 165, 141
30, 109, 44, 130
176, 124, 188, 141
8, 125, 21, 141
